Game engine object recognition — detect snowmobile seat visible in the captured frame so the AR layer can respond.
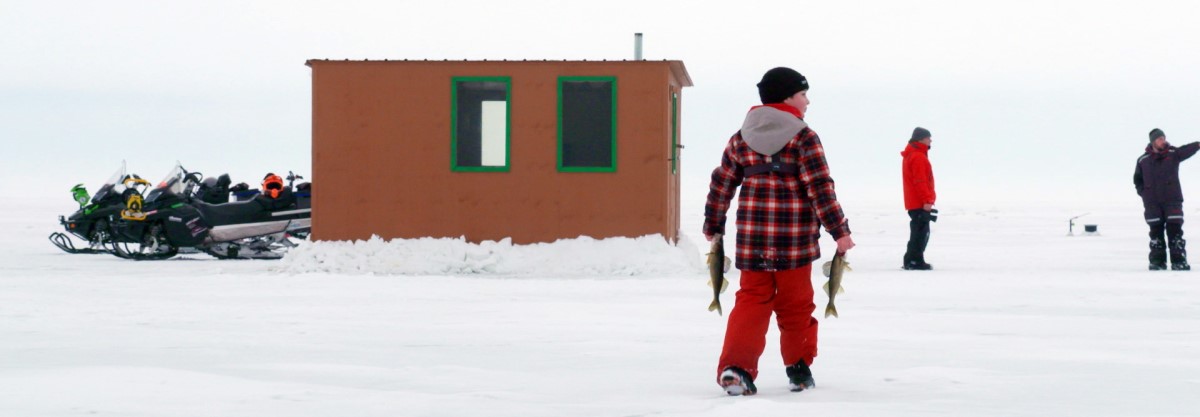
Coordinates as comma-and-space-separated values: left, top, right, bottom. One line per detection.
256, 188, 297, 210
229, 182, 260, 201
192, 198, 269, 226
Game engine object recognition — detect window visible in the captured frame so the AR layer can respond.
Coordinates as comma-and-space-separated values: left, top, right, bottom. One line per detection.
452, 77, 511, 172
671, 91, 679, 174
558, 76, 616, 172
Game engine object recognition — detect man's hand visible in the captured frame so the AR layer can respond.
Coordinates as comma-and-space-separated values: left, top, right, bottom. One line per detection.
835, 235, 855, 254
923, 203, 934, 211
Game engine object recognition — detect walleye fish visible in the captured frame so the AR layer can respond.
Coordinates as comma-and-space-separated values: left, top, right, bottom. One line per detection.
821, 252, 851, 318
707, 234, 731, 315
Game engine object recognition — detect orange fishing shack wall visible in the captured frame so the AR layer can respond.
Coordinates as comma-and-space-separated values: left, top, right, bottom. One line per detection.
307, 60, 692, 244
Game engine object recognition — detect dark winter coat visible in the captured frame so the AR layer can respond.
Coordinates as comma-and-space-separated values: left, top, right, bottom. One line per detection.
901, 142, 936, 211
704, 104, 851, 271
1134, 142, 1200, 204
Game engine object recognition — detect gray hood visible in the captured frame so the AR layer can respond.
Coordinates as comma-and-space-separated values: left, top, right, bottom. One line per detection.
740, 106, 808, 156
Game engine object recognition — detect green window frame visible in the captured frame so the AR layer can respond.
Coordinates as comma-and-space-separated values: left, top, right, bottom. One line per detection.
557, 76, 617, 172
451, 76, 511, 172
670, 91, 679, 174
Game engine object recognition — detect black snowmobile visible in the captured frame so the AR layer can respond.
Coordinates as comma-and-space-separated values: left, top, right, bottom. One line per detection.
49, 162, 152, 254
108, 163, 312, 260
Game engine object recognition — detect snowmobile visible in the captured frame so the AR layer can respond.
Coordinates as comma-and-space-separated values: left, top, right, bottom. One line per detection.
108, 163, 312, 260
49, 162, 152, 254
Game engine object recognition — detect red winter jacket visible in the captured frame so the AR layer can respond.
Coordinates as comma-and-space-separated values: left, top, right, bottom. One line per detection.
901, 142, 936, 210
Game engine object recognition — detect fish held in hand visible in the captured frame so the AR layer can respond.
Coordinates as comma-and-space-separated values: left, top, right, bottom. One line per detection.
707, 234, 731, 315
821, 252, 851, 318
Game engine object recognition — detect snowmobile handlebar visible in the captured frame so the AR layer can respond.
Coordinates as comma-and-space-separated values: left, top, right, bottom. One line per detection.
286, 171, 303, 187
184, 172, 203, 185
123, 178, 152, 187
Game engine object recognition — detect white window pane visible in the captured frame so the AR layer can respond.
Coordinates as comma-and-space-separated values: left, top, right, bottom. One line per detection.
480, 100, 507, 167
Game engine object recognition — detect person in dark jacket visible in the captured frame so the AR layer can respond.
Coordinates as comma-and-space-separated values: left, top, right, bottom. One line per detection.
901, 127, 936, 270
704, 67, 855, 396
1134, 128, 1200, 270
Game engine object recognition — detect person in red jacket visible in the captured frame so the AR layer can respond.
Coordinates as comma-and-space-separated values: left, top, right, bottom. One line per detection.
901, 127, 936, 270
704, 67, 855, 396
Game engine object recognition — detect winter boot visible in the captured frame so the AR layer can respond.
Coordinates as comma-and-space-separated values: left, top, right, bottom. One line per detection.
916, 254, 933, 271
1170, 238, 1189, 271
903, 260, 932, 270
1149, 238, 1168, 270
719, 367, 756, 396
786, 361, 816, 392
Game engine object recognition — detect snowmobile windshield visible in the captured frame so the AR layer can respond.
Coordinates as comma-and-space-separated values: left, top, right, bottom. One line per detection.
144, 164, 187, 204
90, 162, 128, 204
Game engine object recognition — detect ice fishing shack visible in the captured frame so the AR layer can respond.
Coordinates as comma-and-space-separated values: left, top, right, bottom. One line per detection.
306, 58, 693, 244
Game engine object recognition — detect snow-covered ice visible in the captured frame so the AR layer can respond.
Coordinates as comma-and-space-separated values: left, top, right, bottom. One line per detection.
3, 194, 1199, 416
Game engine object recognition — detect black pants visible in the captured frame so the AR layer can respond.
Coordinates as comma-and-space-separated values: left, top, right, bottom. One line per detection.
904, 209, 931, 264
1145, 202, 1186, 265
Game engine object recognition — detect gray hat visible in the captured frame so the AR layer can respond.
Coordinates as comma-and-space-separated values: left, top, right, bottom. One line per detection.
1150, 128, 1165, 142
910, 127, 931, 142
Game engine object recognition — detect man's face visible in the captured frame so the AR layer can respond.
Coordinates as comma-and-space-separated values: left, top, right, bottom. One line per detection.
783, 90, 809, 115
1154, 136, 1168, 150
920, 137, 933, 146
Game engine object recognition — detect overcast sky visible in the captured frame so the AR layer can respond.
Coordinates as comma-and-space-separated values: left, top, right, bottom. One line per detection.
4, 0, 1200, 207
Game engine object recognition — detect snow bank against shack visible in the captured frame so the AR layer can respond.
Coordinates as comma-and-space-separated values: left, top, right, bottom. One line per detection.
276, 234, 706, 277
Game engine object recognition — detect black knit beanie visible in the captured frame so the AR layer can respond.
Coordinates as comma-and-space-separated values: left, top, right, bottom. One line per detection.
910, 127, 932, 142
1150, 128, 1165, 142
757, 67, 809, 104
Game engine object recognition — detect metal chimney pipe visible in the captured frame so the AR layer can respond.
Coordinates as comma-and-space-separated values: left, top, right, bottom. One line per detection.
634, 33, 643, 60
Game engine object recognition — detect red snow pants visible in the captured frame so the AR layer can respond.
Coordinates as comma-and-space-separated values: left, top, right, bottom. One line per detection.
716, 265, 818, 382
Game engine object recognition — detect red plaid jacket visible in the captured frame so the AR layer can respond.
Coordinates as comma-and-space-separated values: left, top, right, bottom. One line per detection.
704, 107, 850, 271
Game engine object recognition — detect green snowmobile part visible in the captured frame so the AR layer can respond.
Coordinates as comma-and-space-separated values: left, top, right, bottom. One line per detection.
71, 184, 89, 208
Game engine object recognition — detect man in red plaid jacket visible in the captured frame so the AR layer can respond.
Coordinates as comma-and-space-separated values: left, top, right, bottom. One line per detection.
704, 67, 855, 396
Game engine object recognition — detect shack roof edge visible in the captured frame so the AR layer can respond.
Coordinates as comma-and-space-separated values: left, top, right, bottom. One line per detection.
305, 59, 693, 87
